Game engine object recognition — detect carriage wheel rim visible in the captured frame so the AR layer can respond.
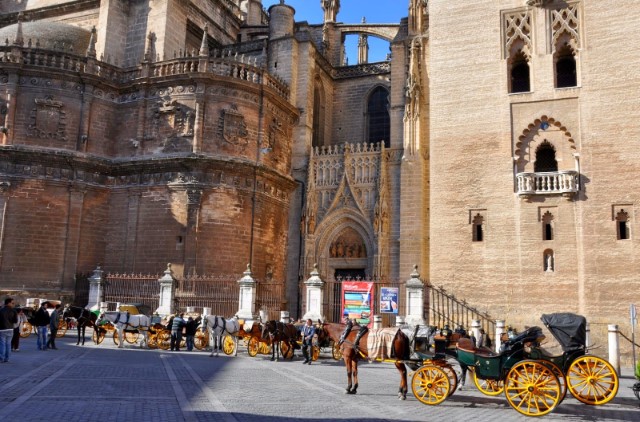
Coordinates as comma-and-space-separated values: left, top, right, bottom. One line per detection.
505, 361, 561, 416
567, 356, 618, 405
411, 366, 450, 405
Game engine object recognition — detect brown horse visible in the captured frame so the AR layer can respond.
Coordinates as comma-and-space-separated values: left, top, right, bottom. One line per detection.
323, 322, 411, 399
261, 320, 298, 361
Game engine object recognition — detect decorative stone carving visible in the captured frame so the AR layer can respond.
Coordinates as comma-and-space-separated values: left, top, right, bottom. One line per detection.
219, 105, 249, 150
526, 0, 551, 7
154, 99, 194, 137
504, 10, 532, 60
551, 4, 581, 52
27, 96, 67, 140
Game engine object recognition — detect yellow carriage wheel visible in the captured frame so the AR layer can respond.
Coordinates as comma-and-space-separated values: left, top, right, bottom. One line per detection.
411, 365, 451, 406
437, 363, 458, 396
566, 356, 618, 405
260, 342, 272, 355
147, 333, 158, 349
505, 360, 561, 417
125, 331, 139, 344
223, 335, 236, 355
157, 331, 171, 350
473, 370, 504, 396
194, 331, 208, 350
92, 328, 105, 345
247, 336, 259, 357
112, 330, 121, 346
280, 341, 294, 359
332, 343, 343, 360
20, 321, 33, 338
56, 319, 68, 338
312, 345, 320, 361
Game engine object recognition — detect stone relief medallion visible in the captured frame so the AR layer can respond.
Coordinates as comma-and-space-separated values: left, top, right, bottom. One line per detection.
151, 99, 195, 152
219, 105, 249, 151
27, 96, 67, 140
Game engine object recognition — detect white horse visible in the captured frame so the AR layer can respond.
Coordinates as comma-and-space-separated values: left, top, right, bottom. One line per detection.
99, 311, 150, 348
203, 315, 240, 357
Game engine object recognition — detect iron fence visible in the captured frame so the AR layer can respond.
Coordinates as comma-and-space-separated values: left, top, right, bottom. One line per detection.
103, 272, 161, 312
174, 274, 239, 316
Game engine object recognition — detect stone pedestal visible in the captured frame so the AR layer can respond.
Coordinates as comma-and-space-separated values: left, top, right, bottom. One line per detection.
280, 311, 290, 322
404, 265, 426, 326
236, 264, 257, 320
373, 315, 383, 329
495, 319, 505, 353
155, 263, 176, 316
471, 320, 481, 347
86, 265, 105, 311
302, 264, 325, 322
608, 324, 620, 375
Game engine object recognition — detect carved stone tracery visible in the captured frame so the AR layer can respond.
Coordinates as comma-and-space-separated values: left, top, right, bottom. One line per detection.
504, 10, 532, 61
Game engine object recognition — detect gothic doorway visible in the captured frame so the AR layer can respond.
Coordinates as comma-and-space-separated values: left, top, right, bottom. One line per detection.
334, 268, 366, 280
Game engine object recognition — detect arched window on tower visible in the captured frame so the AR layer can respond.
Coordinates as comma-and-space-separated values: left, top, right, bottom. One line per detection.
542, 211, 554, 241
534, 141, 558, 172
555, 45, 577, 88
509, 51, 530, 93
367, 86, 390, 147
616, 210, 630, 240
472, 214, 484, 242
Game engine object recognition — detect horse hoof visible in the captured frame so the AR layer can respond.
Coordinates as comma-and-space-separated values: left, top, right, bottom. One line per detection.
346, 390, 356, 395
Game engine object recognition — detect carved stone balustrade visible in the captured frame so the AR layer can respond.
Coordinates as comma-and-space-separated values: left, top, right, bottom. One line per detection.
516, 170, 579, 199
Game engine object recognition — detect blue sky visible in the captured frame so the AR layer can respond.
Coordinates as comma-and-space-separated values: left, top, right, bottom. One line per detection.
262, 1, 408, 63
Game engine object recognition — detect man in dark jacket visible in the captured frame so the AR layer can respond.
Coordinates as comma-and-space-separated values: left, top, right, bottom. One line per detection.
0, 297, 18, 362
34, 302, 50, 351
46, 304, 61, 349
170, 313, 185, 351
184, 317, 197, 351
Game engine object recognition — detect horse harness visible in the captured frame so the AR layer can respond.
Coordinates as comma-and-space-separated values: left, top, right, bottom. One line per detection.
210, 316, 228, 335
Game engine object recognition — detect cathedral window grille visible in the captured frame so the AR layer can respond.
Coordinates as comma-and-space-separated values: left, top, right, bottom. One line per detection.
616, 210, 630, 240
504, 10, 532, 93
534, 141, 558, 172
472, 214, 484, 242
542, 211, 554, 241
367, 86, 390, 147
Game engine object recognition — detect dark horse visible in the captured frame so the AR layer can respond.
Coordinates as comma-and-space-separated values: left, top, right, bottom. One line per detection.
323, 322, 411, 399
62, 305, 97, 345
261, 320, 298, 361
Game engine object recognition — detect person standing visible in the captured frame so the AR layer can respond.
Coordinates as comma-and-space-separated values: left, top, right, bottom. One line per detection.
184, 317, 197, 351
0, 297, 18, 363
46, 304, 61, 349
11, 306, 27, 352
301, 319, 316, 365
170, 313, 185, 351
34, 302, 50, 351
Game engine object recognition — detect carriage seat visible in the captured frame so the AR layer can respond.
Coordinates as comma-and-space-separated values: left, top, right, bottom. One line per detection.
456, 337, 496, 357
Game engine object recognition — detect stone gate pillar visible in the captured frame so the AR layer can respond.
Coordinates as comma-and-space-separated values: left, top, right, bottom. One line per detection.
85, 265, 105, 311
405, 265, 426, 326
303, 263, 325, 322
236, 264, 257, 320
155, 263, 176, 316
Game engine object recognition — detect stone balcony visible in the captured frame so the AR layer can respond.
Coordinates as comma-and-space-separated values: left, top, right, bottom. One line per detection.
516, 170, 579, 199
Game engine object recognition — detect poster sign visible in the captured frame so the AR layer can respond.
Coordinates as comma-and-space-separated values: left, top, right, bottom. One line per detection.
380, 287, 399, 314
341, 281, 374, 327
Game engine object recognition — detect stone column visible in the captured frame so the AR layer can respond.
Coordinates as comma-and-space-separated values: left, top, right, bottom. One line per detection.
471, 320, 481, 346
0, 181, 11, 270
396, 315, 406, 327
608, 324, 620, 375
86, 265, 105, 311
373, 315, 383, 329
405, 265, 426, 326
302, 263, 325, 322
236, 264, 257, 320
155, 263, 176, 316
495, 319, 505, 353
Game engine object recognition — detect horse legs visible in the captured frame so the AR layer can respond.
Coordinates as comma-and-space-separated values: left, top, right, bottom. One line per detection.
343, 354, 354, 394
351, 359, 359, 394
76, 327, 81, 346
395, 361, 408, 400
117, 329, 124, 348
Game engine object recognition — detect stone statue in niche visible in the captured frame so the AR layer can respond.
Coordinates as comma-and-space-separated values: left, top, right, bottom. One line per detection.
307, 212, 316, 234
545, 253, 554, 272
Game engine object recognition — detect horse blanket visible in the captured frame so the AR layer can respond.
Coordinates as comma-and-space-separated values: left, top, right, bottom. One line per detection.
367, 327, 400, 360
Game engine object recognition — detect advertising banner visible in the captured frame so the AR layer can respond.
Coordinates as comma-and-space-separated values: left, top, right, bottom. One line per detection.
341, 281, 374, 327
380, 287, 399, 314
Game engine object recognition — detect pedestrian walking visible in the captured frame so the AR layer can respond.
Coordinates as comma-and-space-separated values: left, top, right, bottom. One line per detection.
0, 297, 18, 363
11, 306, 27, 352
46, 304, 61, 349
301, 318, 316, 365
170, 313, 185, 351
184, 317, 197, 351
34, 302, 50, 351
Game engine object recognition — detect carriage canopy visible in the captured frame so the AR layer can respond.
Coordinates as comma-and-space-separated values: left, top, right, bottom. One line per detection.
540, 312, 586, 352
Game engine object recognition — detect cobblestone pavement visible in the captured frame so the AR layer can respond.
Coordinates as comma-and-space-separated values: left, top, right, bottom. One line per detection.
1, 332, 639, 421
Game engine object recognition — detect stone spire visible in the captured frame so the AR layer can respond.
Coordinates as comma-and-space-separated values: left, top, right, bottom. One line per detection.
199, 24, 209, 56
86, 26, 97, 58
13, 12, 24, 47
144, 31, 156, 62
321, 0, 340, 23
357, 17, 369, 64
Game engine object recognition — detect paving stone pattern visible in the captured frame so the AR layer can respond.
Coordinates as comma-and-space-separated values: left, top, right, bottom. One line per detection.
0, 332, 639, 421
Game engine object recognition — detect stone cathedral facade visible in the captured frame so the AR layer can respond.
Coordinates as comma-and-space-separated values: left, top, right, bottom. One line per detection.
0, 1, 639, 348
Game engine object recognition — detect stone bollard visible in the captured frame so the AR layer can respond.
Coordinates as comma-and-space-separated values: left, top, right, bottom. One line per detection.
471, 320, 481, 347
608, 324, 620, 375
495, 320, 505, 353
100, 302, 108, 313
373, 315, 382, 329
396, 315, 406, 327
280, 311, 290, 323
186, 306, 195, 314
259, 309, 269, 322
585, 322, 590, 348
202, 307, 211, 317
